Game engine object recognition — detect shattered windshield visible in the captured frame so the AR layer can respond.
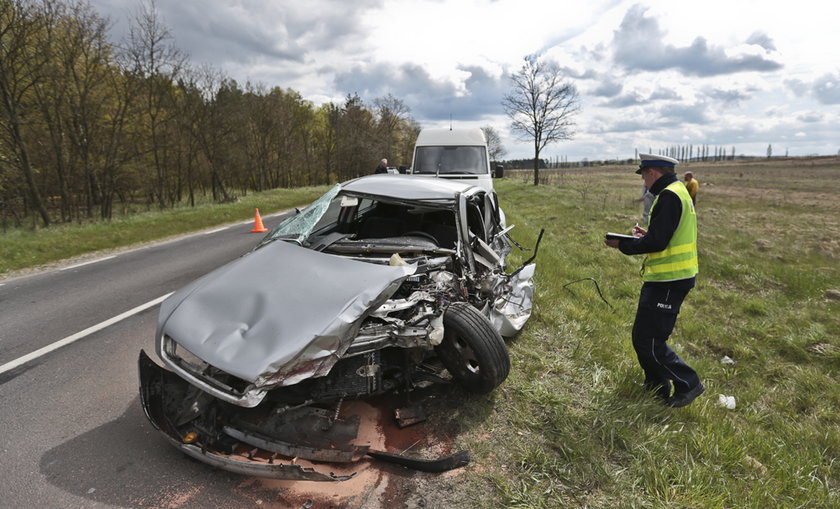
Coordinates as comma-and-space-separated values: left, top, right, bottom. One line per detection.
259, 184, 341, 246
413, 146, 488, 175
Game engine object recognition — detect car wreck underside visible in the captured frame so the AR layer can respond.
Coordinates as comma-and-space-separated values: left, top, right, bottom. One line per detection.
139, 177, 540, 481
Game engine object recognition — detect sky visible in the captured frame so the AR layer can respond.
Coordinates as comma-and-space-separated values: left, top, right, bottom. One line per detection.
88, 0, 840, 162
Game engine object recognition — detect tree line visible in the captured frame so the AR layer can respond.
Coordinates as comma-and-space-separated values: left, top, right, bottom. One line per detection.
500, 144, 749, 171
1, 0, 419, 228
638, 145, 738, 163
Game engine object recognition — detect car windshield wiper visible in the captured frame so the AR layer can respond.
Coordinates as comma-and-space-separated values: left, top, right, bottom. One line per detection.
255, 233, 302, 250
310, 232, 352, 252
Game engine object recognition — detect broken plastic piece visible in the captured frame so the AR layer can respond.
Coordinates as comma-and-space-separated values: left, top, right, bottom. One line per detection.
366, 449, 469, 473
395, 405, 427, 428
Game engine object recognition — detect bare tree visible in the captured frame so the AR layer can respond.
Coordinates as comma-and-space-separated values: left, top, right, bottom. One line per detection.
336, 94, 376, 180
399, 118, 421, 168
30, 0, 116, 220
0, 0, 51, 226
314, 102, 340, 184
503, 56, 580, 185
373, 93, 409, 162
481, 125, 507, 162
189, 65, 234, 202
125, 0, 185, 208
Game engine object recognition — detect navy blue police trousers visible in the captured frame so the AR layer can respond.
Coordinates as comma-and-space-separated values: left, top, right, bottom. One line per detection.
631, 278, 701, 398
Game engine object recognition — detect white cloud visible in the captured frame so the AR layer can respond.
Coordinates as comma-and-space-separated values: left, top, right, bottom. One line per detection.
87, 0, 840, 159
611, 5, 782, 77
813, 73, 840, 104
746, 32, 777, 52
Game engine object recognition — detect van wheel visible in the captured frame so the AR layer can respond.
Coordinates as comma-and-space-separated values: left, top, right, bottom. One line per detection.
436, 302, 510, 394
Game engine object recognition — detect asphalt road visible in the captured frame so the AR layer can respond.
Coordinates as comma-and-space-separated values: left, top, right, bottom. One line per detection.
0, 212, 314, 508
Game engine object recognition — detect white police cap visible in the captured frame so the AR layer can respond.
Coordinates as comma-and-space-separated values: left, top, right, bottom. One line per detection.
636, 153, 678, 174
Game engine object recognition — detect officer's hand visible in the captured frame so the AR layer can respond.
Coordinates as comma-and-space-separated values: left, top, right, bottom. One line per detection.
604, 238, 620, 249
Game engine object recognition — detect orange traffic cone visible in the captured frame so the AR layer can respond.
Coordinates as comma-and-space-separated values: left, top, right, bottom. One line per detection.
250, 208, 268, 233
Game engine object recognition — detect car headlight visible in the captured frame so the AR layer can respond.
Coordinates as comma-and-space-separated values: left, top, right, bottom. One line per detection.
163, 336, 209, 374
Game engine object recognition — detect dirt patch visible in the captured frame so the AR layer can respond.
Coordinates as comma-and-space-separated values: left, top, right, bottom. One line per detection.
233, 392, 469, 508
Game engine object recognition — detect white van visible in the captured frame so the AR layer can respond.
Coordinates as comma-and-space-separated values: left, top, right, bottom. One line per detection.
410, 128, 494, 192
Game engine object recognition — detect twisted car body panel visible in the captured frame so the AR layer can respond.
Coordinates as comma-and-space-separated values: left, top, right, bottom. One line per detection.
139, 175, 539, 480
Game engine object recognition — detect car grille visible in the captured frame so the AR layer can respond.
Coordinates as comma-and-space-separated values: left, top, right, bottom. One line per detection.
169, 341, 208, 374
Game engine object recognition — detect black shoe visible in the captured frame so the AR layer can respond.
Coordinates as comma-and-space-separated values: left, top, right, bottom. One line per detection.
667, 383, 705, 408
642, 381, 671, 401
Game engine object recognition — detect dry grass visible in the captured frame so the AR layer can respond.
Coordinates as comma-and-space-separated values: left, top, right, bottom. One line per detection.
443, 156, 840, 508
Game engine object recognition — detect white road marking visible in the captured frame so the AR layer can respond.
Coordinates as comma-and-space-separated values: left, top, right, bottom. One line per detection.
0, 292, 174, 376
203, 227, 228, 235
60, 255, 117, 271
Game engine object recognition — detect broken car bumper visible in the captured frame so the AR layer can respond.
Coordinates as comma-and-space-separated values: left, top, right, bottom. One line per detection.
138, 350, 354, 481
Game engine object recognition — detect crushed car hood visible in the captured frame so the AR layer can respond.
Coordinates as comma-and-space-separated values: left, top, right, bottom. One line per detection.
157, 240, 416, 387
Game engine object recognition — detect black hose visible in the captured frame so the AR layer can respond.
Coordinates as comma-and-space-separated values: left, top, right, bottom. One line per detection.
510, 228, 545, 278
562, 278, 614, 309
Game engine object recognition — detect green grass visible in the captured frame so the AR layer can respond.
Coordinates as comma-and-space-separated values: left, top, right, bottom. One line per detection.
3, 159, 839, 507
0, 186, 329, 276
441, 160, 840, 508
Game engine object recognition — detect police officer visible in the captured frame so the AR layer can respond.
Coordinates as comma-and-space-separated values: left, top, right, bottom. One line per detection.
605, 154, 705, 408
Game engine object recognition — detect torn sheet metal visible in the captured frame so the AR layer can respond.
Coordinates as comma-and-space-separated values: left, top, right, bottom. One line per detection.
488, 263, 536, 337
223, 425, 370, 463
138, 350, 355, 482
140, 350, 469, 480
157, 239, 416, 389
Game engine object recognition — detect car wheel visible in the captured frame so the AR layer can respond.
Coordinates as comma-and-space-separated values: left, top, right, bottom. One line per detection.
436, 302, 510, 394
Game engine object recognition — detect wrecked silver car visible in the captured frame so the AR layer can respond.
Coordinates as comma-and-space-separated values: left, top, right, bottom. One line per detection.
139, 175, 540, 481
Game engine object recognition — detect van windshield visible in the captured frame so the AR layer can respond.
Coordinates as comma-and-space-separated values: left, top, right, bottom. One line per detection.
413, 146, 487, 175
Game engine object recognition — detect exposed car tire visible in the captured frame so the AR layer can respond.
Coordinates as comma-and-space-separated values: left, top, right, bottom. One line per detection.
436, 302, 510, 394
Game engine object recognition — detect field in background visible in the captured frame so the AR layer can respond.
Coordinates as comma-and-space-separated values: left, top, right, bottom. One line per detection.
432, 156, 840, 507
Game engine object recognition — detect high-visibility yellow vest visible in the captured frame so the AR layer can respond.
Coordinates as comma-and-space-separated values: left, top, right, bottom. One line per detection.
642, 181, 698, 281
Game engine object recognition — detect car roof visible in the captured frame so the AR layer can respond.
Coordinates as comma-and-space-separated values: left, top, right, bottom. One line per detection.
342, 174, 481, 201
415, 128, 486, 146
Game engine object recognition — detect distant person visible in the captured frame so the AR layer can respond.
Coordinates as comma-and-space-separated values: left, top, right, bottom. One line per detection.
637, 185, 655, 224
604, 153, 704, 408
684, 171, 699, 204
374, 158, 388, 174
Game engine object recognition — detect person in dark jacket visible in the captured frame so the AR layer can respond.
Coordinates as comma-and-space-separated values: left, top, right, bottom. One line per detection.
374, 158, 389, 174
604, 153, 704, 408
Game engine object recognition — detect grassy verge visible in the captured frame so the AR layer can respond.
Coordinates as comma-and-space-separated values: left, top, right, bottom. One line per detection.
442, 159, 840, 508
0, 185, 329, 277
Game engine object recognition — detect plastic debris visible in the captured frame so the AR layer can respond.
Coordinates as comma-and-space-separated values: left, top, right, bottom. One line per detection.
717, 394, 736, 409
720, 355, 736, 365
